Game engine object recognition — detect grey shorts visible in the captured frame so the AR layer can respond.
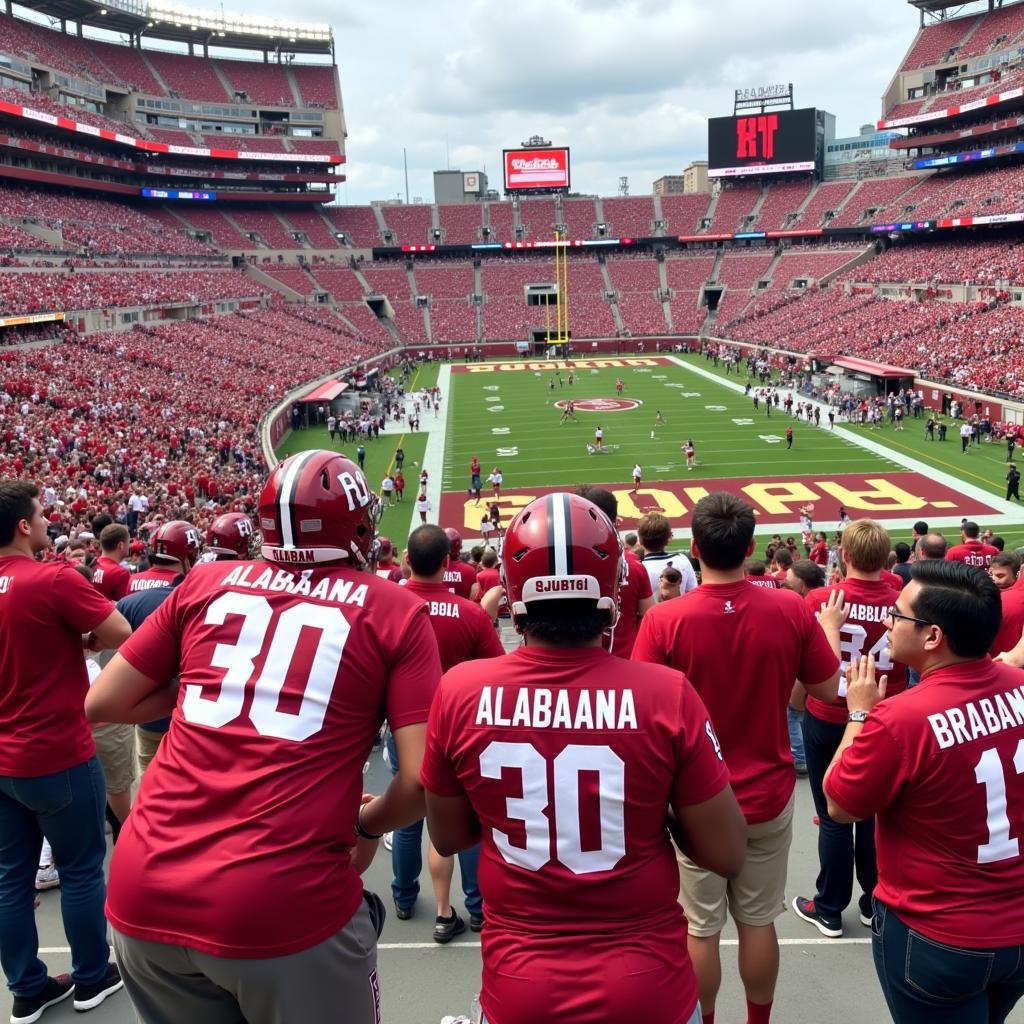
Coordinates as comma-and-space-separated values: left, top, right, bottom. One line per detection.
112, 893, 384, 1024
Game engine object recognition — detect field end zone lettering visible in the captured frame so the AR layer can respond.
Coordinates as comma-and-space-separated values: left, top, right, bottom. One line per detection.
742, 482, 820, 515
461, 495, 534, 531
815, 478, 928, 512
464, 358, 662, 373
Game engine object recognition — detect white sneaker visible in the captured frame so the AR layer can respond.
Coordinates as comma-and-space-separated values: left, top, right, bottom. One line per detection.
35, 864, 60, 890
383, 832, 393, 852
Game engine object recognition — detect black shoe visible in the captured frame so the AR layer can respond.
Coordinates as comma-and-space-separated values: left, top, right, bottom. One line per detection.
72, 963, 123, 1012
791, 896, 842, 938
469, 912, 484, 932
394, 903, 415, 921
433, 911, 466, 944
11, 975, 73, 1024
859, 895, 874, 927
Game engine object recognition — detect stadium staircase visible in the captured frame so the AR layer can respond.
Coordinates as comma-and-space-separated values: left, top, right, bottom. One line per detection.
406, 263, 432, 342
271, 209, 307, 248
789, 187, 819, 228
821, 245, 876, 284
283, 68, 305, 107
763, 248, 785, 285
652, 194, 665, 236
593, 196, 607, 235
657, 257, 673, 327
828, 181, 865, 222
141, 53, 172, 95
222, 210, 268, 248
352, 264, 373, 294
743, 185, 770, 230
246, 263, 307, 301
211, 63, 236, 99
701, 189, 722, 233
6, 219, 63, 249
598, 256, 626, 335
709, 248, 726, 283
371, 206, 389, 242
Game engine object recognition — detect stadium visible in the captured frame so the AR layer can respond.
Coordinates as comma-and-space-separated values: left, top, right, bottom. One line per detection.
4, 0, 1024, 1021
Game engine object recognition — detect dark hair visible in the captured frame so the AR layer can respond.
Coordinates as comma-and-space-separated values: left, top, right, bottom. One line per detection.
576, 485, 617, 525
406, 524, 450, 576
99, 523, 129, 552
745, 559, 767, 576
991, 551, 1020, 575
789, 558, 826, 591
660, 567, 683, 585
0, 480, 38, 547
481, 548, 499, 568
913, 521, 928, 535
691, 492, 755, 571
962, 521, 981, 539
520, 599, 607, 644
772, 547, 793, 568
917, 532, 948, 560
992, 536, 1005, 552
909, 560, 1001, 658
894, 542, 911, 564
91, 513, 113, 536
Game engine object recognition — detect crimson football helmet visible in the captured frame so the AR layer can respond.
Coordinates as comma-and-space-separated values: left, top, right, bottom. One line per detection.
151, 520, 203, 568
206, 512, 257, 560
259, 450, 381, 567
501, 492, 622, 625
444, 527, 462, 560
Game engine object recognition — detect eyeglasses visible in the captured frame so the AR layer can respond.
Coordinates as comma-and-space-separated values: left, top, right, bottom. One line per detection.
886, 607, 933, 628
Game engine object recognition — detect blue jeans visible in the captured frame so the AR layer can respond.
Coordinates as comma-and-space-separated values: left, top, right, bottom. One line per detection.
386, 732, 482, 916
787, 706, 806, 766
872, 899, 1024, 1023
0, 756, 110, 995
802, 712, 876, 922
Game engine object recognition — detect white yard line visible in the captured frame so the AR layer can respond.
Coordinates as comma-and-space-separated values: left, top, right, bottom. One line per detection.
667, 356, 1022, 534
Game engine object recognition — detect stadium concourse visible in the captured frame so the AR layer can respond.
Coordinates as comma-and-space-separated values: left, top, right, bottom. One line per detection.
6, 0, 1024, 1021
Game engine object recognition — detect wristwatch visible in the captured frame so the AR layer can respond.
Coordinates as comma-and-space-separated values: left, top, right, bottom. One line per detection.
847, 710, 870, 724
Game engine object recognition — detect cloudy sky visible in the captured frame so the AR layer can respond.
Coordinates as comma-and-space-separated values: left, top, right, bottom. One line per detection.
315, 0, 923, 204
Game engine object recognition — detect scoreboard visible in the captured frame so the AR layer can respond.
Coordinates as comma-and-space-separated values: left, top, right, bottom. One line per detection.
708, 108, 817, 178
503, 147, 571, 192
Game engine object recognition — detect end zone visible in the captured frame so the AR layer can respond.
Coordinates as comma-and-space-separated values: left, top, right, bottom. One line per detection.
449, 357, 676, 374
439, 471, 1007, 536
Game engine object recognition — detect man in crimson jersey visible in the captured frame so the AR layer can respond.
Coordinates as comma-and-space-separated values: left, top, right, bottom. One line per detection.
422, 492, 746, 1024
441, 527, 477, 599
947, 520, 1000, 568
92, 523, 131, 600
827, 560, 1024, 1023
86, 450, 443, 1024
633, 492, 841, 1024
577, 485, 654, 658
0, 481, 130, 1023
389, 524, 503, 940
127, 520, 201, 592
791, 520, 906, 939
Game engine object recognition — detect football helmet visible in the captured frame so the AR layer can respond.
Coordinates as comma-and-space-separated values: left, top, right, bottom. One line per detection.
151, 520, 203, 567
206, 512, 257, 559
444, 527, 462, 560
259, 450, 381, 567
501, 492, 622, 624
376, 536, 395, 563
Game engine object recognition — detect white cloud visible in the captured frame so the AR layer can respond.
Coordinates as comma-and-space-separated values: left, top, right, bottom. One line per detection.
237, 0, 923, 203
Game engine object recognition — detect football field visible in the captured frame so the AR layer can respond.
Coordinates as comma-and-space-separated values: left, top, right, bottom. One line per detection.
433, 354, 1021, 550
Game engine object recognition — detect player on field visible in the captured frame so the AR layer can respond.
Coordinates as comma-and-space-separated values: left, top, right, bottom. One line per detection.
827, 560, 1024, 1023
791, 520, 906, 940
683, 439, 696, 471
615, 377, 624, 395
86, 451, 443, 1024
387, 525, 503, 941
422, 492, 746, 1024
594, 425, 604, 450
656, 409, 666, 426
632, 463, 642, 494
633, 493, 842, 1024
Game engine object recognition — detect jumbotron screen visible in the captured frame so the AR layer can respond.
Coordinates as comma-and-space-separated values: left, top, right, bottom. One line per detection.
707, 108, 817, 178
503, 147, 571, 192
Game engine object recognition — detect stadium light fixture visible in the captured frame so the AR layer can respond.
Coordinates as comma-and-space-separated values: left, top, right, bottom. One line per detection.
146, 2, 331, 41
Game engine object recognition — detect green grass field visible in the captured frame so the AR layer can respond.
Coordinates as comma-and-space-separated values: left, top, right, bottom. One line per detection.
275, 354, 1024, 551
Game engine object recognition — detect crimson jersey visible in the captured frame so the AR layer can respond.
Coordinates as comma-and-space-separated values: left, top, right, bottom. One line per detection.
610, 556, 653, 659
746, 575, 780, 589
992, 587, 1024, 657
0, 557, 113, 776
403, 580, 504, 672
127, 566, 180, 593
804, 578, 906, 726
92, 555, 131, 601
475, 566, 501, 600
826, 659, 1024, 947
633, 580, 837, 822
107, 560, 441, 958
947, 540, 1000, 568
441, 559, 477, 599
421, 646, 728, 1024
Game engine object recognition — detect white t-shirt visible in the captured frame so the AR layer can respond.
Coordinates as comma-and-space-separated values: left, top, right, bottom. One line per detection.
381, 477, 394, 493
640, 551, 699, 599
633, 464, 642, 479
415, 496, 432, 515
489, 472, 502, 486
129, 494, 149, 513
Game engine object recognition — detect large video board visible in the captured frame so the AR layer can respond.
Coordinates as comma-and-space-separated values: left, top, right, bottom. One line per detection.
503, 147, 571, 192
708, 108, 817, 177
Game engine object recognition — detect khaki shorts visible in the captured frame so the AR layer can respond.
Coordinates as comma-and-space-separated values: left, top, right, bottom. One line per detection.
91, 722, 137, 794
136, 726, 166, 774
678, 790, 795, 936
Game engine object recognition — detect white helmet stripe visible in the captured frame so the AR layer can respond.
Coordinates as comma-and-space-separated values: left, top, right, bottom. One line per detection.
277, 450, 320, 548
550, 492, 569, 576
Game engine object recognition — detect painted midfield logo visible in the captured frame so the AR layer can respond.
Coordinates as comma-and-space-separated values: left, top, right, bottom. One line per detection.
554, 398, 642, 413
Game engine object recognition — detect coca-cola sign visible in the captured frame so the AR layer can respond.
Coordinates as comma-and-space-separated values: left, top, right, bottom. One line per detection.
503, 146, 570, 191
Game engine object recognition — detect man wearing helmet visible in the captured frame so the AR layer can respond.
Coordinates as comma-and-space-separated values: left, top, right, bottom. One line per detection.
204, 512, 256, 561
442, 527, 476, 599
126, 521, 202, 592
422, 492, 746, 1024
87, 450, 443, 1024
